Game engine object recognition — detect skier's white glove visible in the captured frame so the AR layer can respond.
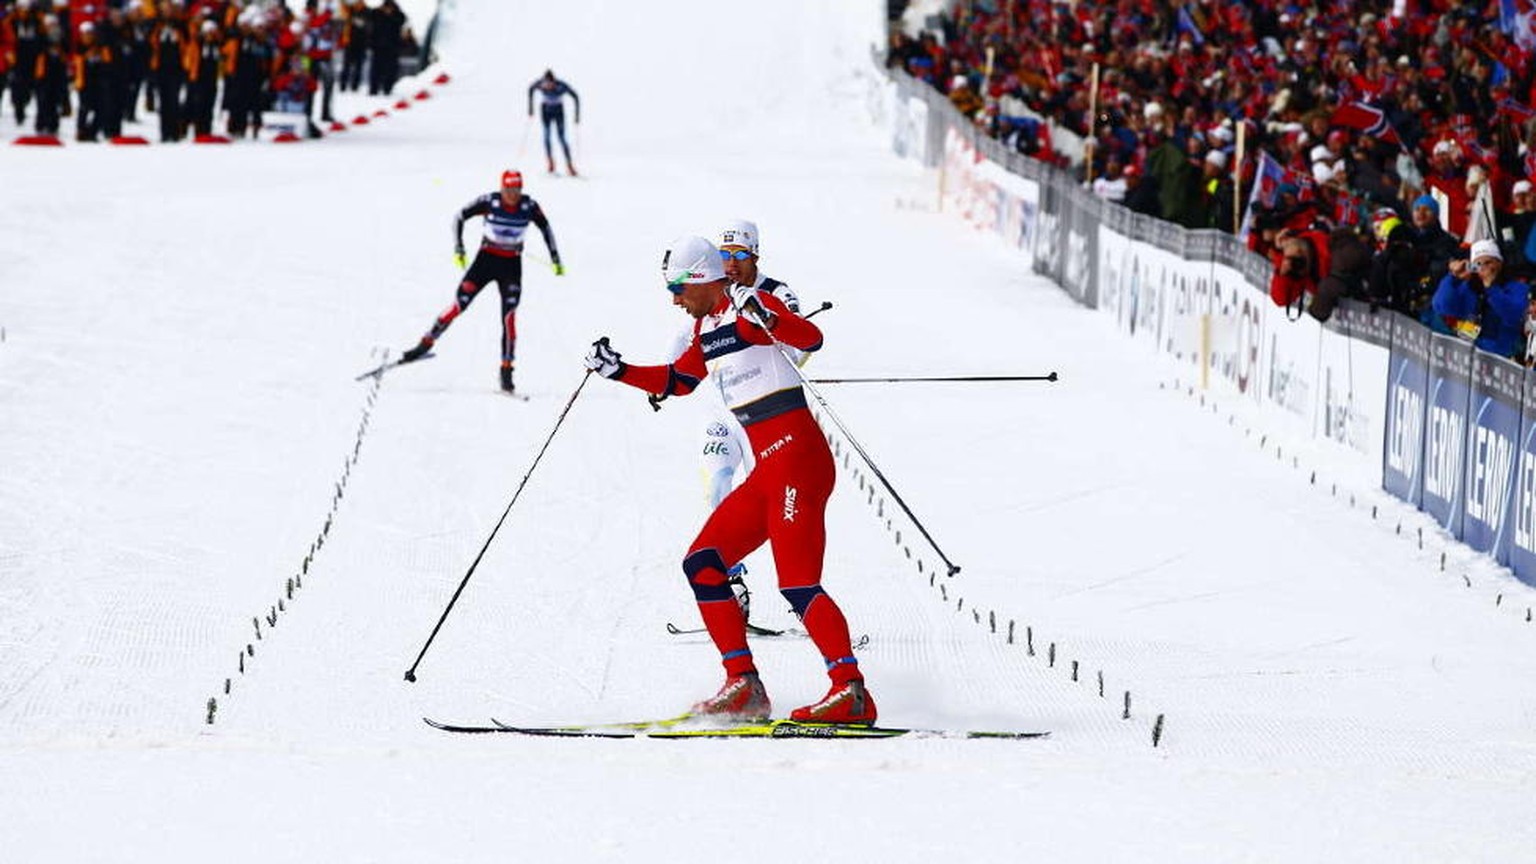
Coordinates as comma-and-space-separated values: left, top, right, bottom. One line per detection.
728, 283, 776, 330
584, 338, 624, 378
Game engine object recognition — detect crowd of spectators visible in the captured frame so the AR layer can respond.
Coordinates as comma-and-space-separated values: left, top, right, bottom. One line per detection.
0, 0, 416, 143
887, 0, 1536, 364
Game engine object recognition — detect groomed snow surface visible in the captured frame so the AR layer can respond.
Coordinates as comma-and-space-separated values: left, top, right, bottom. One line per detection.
5, 1, 1536, 861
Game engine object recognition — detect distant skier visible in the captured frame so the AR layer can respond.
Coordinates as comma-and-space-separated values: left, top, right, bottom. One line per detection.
400, 170, 564, 393
527, 69, 579, 176
583, 235, 876, 725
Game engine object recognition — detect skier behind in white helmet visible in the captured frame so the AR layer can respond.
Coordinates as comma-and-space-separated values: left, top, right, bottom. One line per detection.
583, 235, 876, 725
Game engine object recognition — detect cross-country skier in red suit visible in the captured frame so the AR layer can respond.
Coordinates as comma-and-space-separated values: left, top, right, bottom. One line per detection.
584, 235, 875, 724
400, 169, 563, 393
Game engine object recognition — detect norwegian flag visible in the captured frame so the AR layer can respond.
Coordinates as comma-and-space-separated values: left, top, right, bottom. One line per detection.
1238, 151, 1289, 243
1333, 191, 1365, 228
1500, 97, 1536, 125
1253, 151, 1289, 209
1329, 101, 1402, 146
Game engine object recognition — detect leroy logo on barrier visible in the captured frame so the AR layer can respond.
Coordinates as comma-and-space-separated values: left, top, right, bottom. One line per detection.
1514, 431, 1536, 555
1423, 403, 1464, 505
1461, 355, 1525, 557
1386, 384, 1423, 482
1465, 420, 1514, 528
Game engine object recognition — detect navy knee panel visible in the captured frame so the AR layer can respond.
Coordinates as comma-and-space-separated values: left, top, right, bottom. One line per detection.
683, 548, 734, 603
781, 585, 826, 618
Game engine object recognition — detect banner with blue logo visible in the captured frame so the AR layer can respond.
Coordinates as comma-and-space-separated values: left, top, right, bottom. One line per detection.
1507, 368, 1536, 585
1461, 352, 1523, 561
1421, 334, 1474, 537
1383, 316, 1428, 505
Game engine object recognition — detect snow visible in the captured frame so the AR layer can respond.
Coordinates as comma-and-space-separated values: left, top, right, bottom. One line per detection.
4, 1, 1536, 860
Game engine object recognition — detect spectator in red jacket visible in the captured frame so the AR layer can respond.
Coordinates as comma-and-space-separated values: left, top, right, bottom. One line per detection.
1269, 226, 1332, 316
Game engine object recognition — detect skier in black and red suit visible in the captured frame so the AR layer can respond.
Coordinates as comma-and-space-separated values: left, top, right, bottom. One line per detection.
399, 170, 564, 393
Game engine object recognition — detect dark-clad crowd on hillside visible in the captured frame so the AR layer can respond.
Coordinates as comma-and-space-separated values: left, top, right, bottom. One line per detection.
887, 0, 1536, 364
0, 0, 416, 143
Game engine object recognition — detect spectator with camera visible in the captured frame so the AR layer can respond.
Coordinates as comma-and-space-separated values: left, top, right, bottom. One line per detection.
1432, 240, 1531, 360
1268, 225, 1329, 316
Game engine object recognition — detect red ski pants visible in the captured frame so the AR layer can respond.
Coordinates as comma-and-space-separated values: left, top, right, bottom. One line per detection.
682, 407, 860, 683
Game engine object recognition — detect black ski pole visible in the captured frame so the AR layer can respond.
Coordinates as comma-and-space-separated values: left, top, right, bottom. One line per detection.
649, 301, 835, 412
811, 372, 1057, 384
731, 298, 964, 575
404, 366, 596, 682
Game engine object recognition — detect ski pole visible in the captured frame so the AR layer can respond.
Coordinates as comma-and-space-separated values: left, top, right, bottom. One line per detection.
647, 301, 834, 412
811, 372, 1058, 384
404, 365, 596, 682
524, 248, 563, 275
737, 298, 964, 575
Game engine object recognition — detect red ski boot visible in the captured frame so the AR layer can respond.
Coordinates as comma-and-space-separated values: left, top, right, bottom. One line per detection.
689, 672, 771, 722
790, 679, 876, 724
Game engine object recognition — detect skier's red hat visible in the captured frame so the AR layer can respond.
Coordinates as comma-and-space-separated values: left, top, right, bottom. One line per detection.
501, 170, 524, 189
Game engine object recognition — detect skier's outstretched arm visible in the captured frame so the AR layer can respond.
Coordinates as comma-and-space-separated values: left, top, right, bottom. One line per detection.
585, 336, 707, 397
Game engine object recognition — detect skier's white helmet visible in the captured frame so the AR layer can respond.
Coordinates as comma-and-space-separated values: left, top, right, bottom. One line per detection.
717, 219, 759, 256
662, 236, 726, 287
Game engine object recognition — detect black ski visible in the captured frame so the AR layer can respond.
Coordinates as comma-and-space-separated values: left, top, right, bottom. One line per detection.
355, 351, 435, 381
666, 621, 789, 637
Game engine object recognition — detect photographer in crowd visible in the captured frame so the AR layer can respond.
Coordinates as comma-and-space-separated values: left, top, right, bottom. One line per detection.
1432, 239, 1531, 360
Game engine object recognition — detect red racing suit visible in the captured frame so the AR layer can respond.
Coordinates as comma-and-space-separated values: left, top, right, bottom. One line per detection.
612, 291, 861, 684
